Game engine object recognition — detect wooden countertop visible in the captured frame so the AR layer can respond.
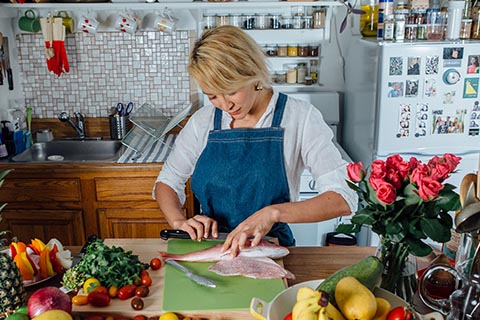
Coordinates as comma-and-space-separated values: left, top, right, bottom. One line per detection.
29, 242, 377, 319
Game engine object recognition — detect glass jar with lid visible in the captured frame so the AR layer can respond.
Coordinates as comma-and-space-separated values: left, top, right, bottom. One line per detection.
243, 14, 256, 30
216, 14, 229, 27
291, 5, 306, 16
281, 15, 293, 29
229, 14, 243, 28
293, 16, 303, 29
203, 13, 216, 29
276, 71, 287, 84
265, 44, 278, 57
298, 44, 309, 57
296, 63, 308, 84
287, 44, 299, 57
286, 65, 297, 84
313, 7, 326, 29
308, 44, 319, 56
277, 44, 288, 57
303, 16, 313, 29
270, 14, 281, 29
256, 13, 269, 29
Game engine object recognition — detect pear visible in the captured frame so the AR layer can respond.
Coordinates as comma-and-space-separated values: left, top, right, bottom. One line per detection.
335, 277, 377, 320
32, 310, 73, 320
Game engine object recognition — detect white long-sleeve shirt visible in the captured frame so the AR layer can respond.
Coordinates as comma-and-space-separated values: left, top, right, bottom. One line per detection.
154, 90, 358, 214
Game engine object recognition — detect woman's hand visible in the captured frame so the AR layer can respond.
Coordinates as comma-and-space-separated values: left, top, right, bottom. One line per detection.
222, 206, 280, 257
175, 215, 218, 241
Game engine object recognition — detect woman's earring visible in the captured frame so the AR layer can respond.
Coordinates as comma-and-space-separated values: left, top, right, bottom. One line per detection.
255, 83, 263, 91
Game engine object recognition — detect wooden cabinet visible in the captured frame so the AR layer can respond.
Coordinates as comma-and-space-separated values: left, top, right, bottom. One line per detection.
0, 163, 196, 245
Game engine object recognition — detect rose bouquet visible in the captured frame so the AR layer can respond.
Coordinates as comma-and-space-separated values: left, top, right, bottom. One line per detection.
337, 153, 462, 300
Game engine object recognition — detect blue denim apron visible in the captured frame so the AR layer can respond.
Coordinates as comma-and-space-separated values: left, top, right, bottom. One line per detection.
191, 93, 295, 246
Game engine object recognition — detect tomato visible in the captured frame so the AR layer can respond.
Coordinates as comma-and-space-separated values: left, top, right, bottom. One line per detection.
133, 276, 142, 286
108, 285, 118, 298
117, 284, 137, 300
387, 306, 414, 320
93, 286, 108, 295
135, 285, 150, 297
140, 269, 149, 277
72, 294, 89, 306
150, 258, 162, 270
87, 291, 111, 307
83, 277, 101, 294
132, 316, 148, 320
131, 297, 144, 310
141, 274, 152, 287
284, 312, 293, 320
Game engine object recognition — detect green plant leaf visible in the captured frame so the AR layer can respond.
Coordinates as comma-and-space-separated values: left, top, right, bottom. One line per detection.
420, 217, 451, 243
403, 183, 422, 206
406, 237, 433, 257
336, 223, 361, 234
351, 208, 376, 225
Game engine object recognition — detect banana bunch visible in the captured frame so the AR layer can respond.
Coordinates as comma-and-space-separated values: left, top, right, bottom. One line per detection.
292, 287, 345, 320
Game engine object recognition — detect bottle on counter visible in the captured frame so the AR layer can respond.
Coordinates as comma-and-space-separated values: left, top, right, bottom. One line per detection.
394, 14, 406, 41
360, 0, 379, 37
378, 0, 394, 39
383, 14, 395, 40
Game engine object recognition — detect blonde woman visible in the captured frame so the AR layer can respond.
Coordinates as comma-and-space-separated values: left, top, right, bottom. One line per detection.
154, 26, 357, 255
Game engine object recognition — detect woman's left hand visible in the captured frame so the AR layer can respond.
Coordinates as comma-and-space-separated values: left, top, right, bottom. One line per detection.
222, 205, 280, 257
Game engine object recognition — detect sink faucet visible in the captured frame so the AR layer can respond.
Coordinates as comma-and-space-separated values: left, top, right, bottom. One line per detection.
58, 111, 86, 139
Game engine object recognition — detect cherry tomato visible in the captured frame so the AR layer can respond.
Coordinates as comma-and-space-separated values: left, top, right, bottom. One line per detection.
387, 306, 414, 320
150, 258, 162, 270
87, 291, 111, 307
133, 276, 142, 286
93, 286, 108, 295
108, 285, 118, 298
117, 284, 138, 300
135, 285, 150, 297
131, 297, 144, 310
71, 295, 89, 306
140, 269, 149, 277
133, 316, 148, 320
284, 312, 293, 320
141, 274, 152, 287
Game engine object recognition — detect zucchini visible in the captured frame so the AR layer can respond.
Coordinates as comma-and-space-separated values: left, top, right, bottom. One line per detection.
316, 255, 383, 306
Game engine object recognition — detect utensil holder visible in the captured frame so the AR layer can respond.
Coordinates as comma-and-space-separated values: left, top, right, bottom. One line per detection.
109, 115, 131, 140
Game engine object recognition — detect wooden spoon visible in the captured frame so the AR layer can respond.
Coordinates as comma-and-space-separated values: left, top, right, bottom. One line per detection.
460, 173, 478, 207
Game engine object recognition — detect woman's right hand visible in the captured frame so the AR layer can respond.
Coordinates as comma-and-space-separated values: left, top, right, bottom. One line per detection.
175, 215, 219, 241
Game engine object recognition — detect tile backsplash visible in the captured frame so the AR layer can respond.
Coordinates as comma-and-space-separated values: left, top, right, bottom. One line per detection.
17, 30, 196, 119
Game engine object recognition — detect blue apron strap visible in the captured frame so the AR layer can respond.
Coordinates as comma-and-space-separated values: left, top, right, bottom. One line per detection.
213, 108, 223, 130
272, 93, 287, 128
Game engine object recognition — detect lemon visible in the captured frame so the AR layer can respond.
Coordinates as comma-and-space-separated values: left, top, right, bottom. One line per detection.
159, 312, 180, 320
32, 310, 73, 320
83, 277, 101, 293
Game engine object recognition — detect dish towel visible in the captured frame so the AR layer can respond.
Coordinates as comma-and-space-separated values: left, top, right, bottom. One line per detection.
117, 134, 177, 163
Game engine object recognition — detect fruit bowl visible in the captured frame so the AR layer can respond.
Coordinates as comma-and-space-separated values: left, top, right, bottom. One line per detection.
250, 279, 443, 320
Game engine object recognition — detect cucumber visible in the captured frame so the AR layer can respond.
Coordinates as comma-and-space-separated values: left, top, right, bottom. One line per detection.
316, 255, 383, 306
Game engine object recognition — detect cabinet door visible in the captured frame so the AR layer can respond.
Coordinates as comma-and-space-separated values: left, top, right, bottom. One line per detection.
2, 209, 85, 246
98, 208, 172, 238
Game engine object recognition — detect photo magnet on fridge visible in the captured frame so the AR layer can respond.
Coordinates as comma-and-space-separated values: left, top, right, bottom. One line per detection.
389, 57, 403, 76
464, 78, 479, 98
425, 55, 439, 75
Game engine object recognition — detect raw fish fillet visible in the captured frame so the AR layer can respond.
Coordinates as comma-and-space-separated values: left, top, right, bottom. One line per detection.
208, 256, 295, 279
160, 239, 289, 262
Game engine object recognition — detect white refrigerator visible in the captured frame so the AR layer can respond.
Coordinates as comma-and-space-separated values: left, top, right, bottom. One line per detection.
343, 38, 480, 246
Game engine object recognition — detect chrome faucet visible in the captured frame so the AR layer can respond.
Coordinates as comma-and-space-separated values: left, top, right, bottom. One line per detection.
58, 111, 86, 139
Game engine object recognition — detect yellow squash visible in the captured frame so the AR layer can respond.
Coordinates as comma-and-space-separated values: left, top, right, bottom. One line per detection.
334, 277, 377, 320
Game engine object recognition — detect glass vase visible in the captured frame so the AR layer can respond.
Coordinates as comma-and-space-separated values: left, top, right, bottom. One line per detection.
376, 238, 418, 303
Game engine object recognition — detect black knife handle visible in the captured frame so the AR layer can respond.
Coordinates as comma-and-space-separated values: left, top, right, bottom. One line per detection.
0, 70, 3, 86
6, 68, 12, 90
160, 229, 190, 240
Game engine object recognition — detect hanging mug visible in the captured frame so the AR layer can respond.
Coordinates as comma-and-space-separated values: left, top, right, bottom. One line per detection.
155, 9, 178, 33
78, 15, 100, 34
115, 14, 139, 34
18, 9, 41, 33
418, 257, 480, 319
55, 11, 74, 34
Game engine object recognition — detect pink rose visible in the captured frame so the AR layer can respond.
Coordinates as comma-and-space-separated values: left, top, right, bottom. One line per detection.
368, 176, 385, 191
386, 154, 404, 170
443, 153, 461, 171
430, 162, 452, 182
370, 160, 386, 179
410, 164, 429, 186
386, 168, 403, 190
418, 177, 444, 201
409, 157, 421, 171
375, 181, 397, 204
347, 162, 366, 182
428, 156, 442, 167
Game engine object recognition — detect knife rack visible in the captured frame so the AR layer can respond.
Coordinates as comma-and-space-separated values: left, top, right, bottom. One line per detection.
121, 102, 192, 159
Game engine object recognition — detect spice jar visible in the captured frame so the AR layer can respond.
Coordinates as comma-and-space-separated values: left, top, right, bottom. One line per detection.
293, 16, 303, 29
296, 63, 307, 84
276, 71, 287, 84
203, 13, 216, 29
265, 44, 278, 57
270, 14, 281, 29
256, 13, 269, 29
287, 44, 299, 57
308, 44, 319, 56
298, 44, 309, 57
281, 15, 293, 29
405, 24, 417, 40
305, 76, 313, 85
303, 15, 313, 29
286, 66, 297, 84
229, 14, 243, 28
313, 7, 326, 29
244, 14, 256, 30
216, 14, 229, 27
417, 24, 428, 40
277, 44, 288, 57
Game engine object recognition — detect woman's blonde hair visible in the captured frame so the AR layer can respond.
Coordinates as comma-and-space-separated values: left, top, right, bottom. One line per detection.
189, 26, 271, 94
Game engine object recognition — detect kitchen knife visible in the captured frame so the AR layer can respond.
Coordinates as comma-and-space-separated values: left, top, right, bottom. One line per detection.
165, 258, 217, 288
160, 229, 274, 241
3, 37, 12, 90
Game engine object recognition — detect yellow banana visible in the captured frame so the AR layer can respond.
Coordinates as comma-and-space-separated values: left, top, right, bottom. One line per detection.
297, 286, 321, 302
293, 296, 321, 320
318, 307, 329, 320
326, 302, 346, 320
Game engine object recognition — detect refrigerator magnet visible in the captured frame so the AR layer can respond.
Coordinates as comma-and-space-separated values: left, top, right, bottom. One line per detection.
463, 78, 479, 98
424, 79, 437, 98
443, 68, 461, 85
443, 47, 464, 68
406, 80, 419, 97
407, 57, 421, 75
425, 56, 439, 75
388, 82, 404, 98
466, 55, 480, 74
389, 57, 403, 76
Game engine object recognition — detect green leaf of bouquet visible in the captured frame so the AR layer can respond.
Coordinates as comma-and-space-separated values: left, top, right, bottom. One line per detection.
406, 238, 433, 257
336, 223, 361, 234
346, 180, 364, 194
351, 209, 376, 225
420, 217, 451, 242
403, 183, 422, 206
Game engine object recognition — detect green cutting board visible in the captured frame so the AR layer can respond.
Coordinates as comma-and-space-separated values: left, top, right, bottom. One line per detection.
162, 239, 287, 312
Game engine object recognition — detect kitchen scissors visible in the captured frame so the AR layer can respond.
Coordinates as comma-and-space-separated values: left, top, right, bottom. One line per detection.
116, 102, 134, 116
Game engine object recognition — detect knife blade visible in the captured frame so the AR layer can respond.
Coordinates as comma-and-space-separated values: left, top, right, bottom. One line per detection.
160, 229, 275, 241
165, 258, 217, 288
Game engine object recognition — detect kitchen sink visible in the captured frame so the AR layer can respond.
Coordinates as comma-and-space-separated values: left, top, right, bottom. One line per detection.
11, 140, 124, 162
